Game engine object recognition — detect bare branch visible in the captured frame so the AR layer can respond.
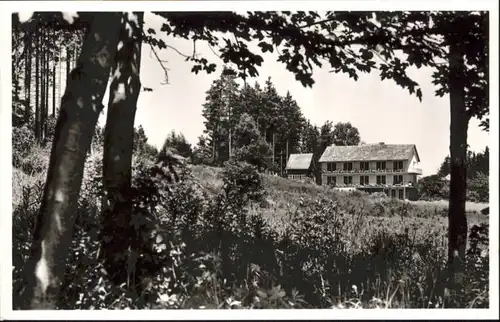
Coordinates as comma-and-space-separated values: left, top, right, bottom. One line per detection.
149, 43, 170, 85
299, 18, 337, 29
370, 46, 389, 64
208, 43, 221, 59
192, 39, 197, 59
165, 43, 191, 59
274, 43, 283, 56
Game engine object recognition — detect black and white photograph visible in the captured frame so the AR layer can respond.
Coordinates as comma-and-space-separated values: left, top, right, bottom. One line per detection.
0, 1, 498, 319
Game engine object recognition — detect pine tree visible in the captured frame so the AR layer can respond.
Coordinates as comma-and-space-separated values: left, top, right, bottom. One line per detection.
201, 67, 240, 164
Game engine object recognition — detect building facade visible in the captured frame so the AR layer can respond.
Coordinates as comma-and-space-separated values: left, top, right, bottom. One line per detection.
285, 153, 315, 180
318, 143, 422, 200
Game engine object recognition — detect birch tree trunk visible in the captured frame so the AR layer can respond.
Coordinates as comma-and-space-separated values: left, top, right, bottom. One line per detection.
100, 12, 144, 286
19, 12, 122, 310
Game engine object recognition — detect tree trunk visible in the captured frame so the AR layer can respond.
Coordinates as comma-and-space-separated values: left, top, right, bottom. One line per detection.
446, 40, 469, 293
24, 31, 31, 124
66, 46, 71, 79
35, 26, 40, 142
45, 32, 50, 138
272, 132, 275, 167
52, 28, 56, 116
73, 46, 77, 70
40, 27, 46, 142
280, 147, 283, 176
228, 100, 232, 159
286, 139, 289, 170
100, 12, 144, 286
19, 13, 122, 310
58, 46, 62, 109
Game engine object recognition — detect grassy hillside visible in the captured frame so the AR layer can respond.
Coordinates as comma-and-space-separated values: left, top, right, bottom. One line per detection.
190, 164, 488, 233
12, 160, 490, 309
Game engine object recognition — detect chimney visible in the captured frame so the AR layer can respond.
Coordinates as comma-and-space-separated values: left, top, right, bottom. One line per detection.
379, 142, 385, 145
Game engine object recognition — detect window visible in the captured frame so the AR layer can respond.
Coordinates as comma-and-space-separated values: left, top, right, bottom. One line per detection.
360, 161, 370, 171
360, 175, 369, 185
327, 162, 336, 172
376, 161, 386, 170
343, 162, 353, 171
343, 176, 353, 185
391, 190, 396, 198
393, 175, 403, 185
327, 176, 336, 186
393, 160, 404, 171
376, 175, 386, 185
398, 189, 404, 200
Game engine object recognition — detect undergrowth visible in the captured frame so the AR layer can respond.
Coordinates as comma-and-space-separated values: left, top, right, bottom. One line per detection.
12, 148, 489, 309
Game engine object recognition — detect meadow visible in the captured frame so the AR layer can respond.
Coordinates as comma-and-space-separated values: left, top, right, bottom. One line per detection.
12, 151, 489, 309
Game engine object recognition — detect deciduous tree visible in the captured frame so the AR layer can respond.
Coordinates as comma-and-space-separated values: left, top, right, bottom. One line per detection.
101, 12, 144, 285
320, 11, 488, 290
19, 12, 122, 309
332, 122, 361, 146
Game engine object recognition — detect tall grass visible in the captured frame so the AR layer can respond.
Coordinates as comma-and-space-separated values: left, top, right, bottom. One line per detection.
12, 159, 489, 309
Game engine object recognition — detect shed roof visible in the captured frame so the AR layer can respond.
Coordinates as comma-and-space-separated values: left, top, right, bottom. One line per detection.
286, 153, 314, 170
319, 144, 420, 162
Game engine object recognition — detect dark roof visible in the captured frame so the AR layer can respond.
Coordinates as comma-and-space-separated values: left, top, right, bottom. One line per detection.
286, 153, 314, 170
319, 144, 420, 162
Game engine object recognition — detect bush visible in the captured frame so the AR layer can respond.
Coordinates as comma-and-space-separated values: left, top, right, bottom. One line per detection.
467, 172, 489, 203
12, 125, 37, 169
221, 160, 266, 204
417, 175, 449, 201
12, 152, 489, 309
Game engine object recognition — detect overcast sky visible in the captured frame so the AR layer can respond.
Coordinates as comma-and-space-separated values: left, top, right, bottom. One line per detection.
97, 12, 490, 177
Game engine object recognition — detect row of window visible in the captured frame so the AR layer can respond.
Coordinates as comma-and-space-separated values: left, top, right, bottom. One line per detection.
326, 175, 404, 185
289, 174, 307, 180
326, 160, 404, 172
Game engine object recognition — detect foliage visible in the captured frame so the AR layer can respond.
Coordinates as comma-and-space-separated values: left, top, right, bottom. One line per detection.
133, 125, 149, 153
191, 135, 213, 165
13, 146, 489, 309
133, 125, 158, 160
12, 10, 490, 310
160, 130, 193, 159
417, 175, 449, 201
12, 125, 37, 170
200, 66, 241, 165
436, 148, 489, 203
437, 147, 489, 179
423, 149, 489, 203
332, 122, 361, 146
221, 160, 266, 205
152, 12, 380, 87
467, 172, 489, 203
233, 113, 273, 170
197, 69, 364, 176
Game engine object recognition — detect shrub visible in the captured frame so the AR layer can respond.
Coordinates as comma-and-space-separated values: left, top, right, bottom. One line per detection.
12, 156, 489, 309
467, 172, 489, 203
417, 175, 449, 201
12, 125, 37, 169
221, 160, 266, 204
